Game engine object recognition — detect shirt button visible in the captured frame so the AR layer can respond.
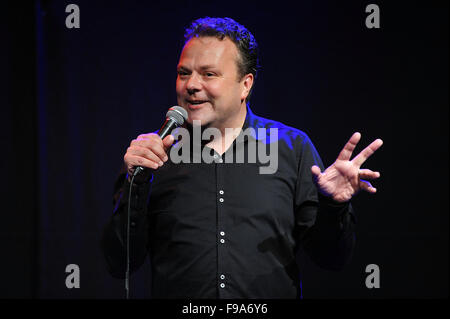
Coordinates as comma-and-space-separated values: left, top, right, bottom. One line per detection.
220, 231, 225, 236
220, 283, 225, 288
220, 274, 225, 280
219, 190, 224, 195
220, 239, 225, 244
219, 198, 224, 203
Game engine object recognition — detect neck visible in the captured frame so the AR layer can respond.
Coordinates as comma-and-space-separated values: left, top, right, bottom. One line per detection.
207, 103, 247, 155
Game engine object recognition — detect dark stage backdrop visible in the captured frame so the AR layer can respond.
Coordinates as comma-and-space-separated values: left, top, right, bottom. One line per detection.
1, 0, 448, 298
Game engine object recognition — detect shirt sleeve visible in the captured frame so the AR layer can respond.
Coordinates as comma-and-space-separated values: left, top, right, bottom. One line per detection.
100, 166, 153, 278
294, 134, 357, 271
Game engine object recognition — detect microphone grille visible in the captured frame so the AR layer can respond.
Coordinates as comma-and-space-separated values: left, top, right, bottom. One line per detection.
166, 106, 188, 125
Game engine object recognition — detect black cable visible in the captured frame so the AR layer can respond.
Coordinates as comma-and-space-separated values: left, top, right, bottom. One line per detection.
126, 177, 132, 299
126, 166, 144, 299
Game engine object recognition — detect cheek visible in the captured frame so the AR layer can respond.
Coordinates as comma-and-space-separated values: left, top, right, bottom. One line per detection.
203, 83, 219, 99
175, 79, 184, 94
206, 81, 235, 100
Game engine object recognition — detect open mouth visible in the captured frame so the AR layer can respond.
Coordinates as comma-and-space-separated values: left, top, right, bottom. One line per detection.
186, 99, 208, 109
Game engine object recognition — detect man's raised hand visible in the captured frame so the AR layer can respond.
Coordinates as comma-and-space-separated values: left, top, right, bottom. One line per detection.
311, 132, 383, 203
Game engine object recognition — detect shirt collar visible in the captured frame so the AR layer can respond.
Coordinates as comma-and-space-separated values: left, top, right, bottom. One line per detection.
241, 104, 265, 142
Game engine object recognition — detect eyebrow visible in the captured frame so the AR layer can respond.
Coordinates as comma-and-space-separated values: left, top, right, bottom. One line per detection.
177, 65, 217, 71
198, 65, 217, 70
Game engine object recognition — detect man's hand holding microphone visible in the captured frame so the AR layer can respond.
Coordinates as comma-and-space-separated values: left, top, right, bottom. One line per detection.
123, 106, 188, 183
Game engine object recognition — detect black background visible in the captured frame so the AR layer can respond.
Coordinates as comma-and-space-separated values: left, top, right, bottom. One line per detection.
1, 0, 448, 298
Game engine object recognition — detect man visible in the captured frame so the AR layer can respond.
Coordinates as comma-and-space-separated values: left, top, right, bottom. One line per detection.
101, 17, 383, 298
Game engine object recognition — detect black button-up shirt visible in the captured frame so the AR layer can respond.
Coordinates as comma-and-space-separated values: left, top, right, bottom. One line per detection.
101, 106, 356, 298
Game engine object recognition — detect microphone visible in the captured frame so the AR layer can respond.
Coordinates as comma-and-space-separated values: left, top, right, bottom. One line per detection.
132, 106, 188, 177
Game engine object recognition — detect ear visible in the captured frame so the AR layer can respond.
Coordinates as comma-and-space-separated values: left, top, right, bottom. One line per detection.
240, 73, 254, 102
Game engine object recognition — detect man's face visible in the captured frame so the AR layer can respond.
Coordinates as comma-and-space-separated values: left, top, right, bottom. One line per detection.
176, 36, 249, 129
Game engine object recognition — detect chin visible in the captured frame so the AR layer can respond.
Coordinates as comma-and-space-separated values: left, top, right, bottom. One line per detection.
186, 112, 212, 127
187, 118, 211, 128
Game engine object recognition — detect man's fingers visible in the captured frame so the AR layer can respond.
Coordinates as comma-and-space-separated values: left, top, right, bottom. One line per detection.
136, 134, 169, 162
337, 132, 361, 161
149, 143, 169, 162
132, 133, 164, 148
126, 155, 159, 170
360, 179, 377, 193
128, 146, 163, 166
124, 133, 172, 176
162, 134, 175, 150
132, 135, 168, 162
353, 138, 383, 167
311, 165, 322, 179
358, 169, 381, 180
137, 132, 158, 140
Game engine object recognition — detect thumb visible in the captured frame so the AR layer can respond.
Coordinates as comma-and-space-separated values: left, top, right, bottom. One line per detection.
162, 134, 175, 149
311, 165, 322, 179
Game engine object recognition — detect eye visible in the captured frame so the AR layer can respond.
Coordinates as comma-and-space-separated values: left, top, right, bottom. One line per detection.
177, 70, 189, 76
205, 72, 215, 77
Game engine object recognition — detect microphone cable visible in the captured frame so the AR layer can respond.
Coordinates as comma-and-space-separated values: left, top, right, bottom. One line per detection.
125, 167, 141, 299
123, 106, 186, 299
125, 173, 134, 299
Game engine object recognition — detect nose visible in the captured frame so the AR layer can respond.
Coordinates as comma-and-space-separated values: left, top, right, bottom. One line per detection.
186, 73, 201, 94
